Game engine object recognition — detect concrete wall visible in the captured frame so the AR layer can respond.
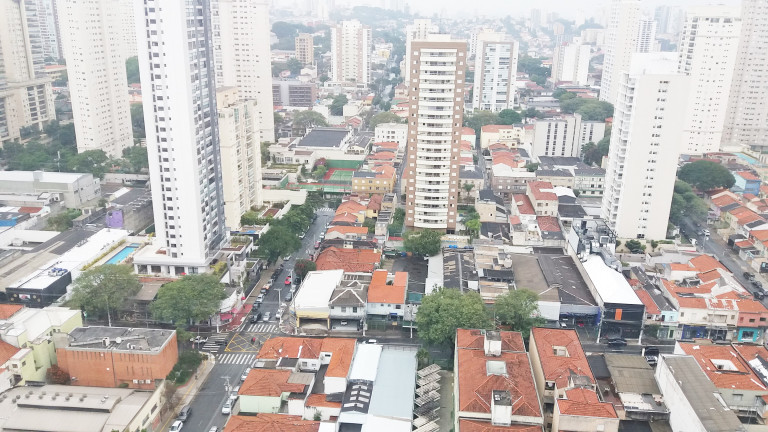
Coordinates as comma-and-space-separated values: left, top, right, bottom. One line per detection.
240, 394, 282, 414
552, 409, 620, 432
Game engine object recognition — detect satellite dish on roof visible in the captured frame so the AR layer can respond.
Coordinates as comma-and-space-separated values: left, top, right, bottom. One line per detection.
115, 337, 122, 344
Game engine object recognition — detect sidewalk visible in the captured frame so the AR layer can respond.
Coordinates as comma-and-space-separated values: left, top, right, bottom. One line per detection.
157, 354, 216, 431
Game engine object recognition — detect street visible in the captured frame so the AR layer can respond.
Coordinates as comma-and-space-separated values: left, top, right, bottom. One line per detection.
180, 208, 334, 432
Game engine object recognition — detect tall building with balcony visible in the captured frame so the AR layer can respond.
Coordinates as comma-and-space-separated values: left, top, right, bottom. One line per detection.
216, 87, 262, 230
552, 37, 591, 86
294, 32, 314, 65
132, 0, 227, 276
403, 35, 466, 232
404, 19, 438, 83
600, 0, 641, 105
471, 31, 518, 112
212, 0, 275, 142
722, 0, 768, 148
330, 20, 371, 86
636, 18, 658, 53
601, 53, 689, 240
58, 0, 133, 158
0, 0, 56, 144
678, 6, 741, 155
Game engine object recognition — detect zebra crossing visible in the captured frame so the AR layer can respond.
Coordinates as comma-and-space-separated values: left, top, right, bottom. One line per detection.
244, 323, 278, 333
317, 207, 334, 213
201, 333, 228, 352
217, 353, 255, 365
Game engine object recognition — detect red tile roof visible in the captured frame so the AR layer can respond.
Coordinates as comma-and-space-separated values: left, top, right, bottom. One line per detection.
336, 200, 367, 215
456, 330, 541, 418
711, 194, 740, 208
373, 141, 399, 149
462, 127, 476, 135
482, 125, 515, 133
537, 216, 560, 232
677, 342, 768, 392
456, 329, 525, 352
223, 415, 320, 432
736, 171, 760, 181
0, 304, 23, 320
315, 247, 381, 273
531, 328, 594, 389
331, 213, 358, 224
458, 420, 542, 432
735, 239, 755, 248
634, 289, 660, 315
367, 151, 396, 161
528, 181, 557, 201
750, 230, 768, 241
367, 270, 407, 304
513, 194, 535, 216
0, 340, 20, 367
556, 388, 618, 418
688, 255, 728, 273
256, 337, 356, 378
239, 369, 306, 397
17, 207, 42, 214
326, 226, 369, 236
305, 393, 342, 409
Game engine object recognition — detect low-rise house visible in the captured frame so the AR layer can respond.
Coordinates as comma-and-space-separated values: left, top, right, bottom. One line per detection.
475, 190, 508, 223
224, 415, 321, 432
238, 369, 312, 415
366, 270, 408, 322
535, 169, 574, 189
526, 181, 558, 216
352, 166, 396, 194
733, 171, 761, 196
324, 226, 369, 241
460, 167, 485, 201
480, 124, 525, 149
491, 165, 535, 200
315, 247, 381, 273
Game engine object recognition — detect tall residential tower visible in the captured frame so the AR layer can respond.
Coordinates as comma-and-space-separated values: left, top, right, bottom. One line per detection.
330, 20, 371, 86
471, 31, 519, 112
404, 19, 438, 83
600, 0, 641, 105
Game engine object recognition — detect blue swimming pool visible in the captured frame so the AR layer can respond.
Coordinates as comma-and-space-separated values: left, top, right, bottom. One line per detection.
106, 244, 140, 264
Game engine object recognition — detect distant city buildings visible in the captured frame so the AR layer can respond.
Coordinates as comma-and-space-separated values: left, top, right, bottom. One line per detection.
471, 31, 519, 112
600, 0, 641, 105
552, 37, 591, 86
331, 20, 371, 86
404, 19, 438, 83
294, 32, 314, 65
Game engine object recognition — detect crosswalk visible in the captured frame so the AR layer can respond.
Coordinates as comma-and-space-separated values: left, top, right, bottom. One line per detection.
201, 333, 228, 352
244, 323, 278, 333
217, 353, 255, 365
317, 207, 334, 213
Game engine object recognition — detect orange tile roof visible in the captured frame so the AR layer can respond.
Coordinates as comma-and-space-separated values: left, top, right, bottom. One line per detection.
488, 143, 511, 150
315, 247, 381, 273
736, 171, 760, 181
367, 270, 406, 304
0, 340, 20, 366
482, 125, 515, 133
688, 255, 728, 273
223, 415, 320, 432
531, 328, 594, 389
537, 216, 560, 232
367, 151, 396, 161
462, 127, 476, 135
326, 226, 369, 236
372, 165, 396, 179
557, 388, 618, 418
256, 337, 356, 378
456, 331, 541, 418
373, 141, 399, 149
331, 213, 358, 224
711, 194, 740, 208
367, 194, 382, 211
677, 342, 768, 392
239, 369, 306, 397
305, 393, 342, 409
669, 263, 692, 271
458, 420, 542, 432
513, 194, 535, 216
732, 344, 768, 365
528, 181, 557, 201
762, 184, 768, 195
634, 289, 660, 315
0, 304, 23, 320
456, 329, 525, 352
729, 206, 764, 225
735, 239, 755, 248
751, 230, 768, 242
744, 193, 758, 201
336, 200, 367, 214
697, 269, 722, 283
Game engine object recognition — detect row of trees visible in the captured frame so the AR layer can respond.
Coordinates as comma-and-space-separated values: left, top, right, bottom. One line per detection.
254, 191, 325, 263
463, 109, 541, 136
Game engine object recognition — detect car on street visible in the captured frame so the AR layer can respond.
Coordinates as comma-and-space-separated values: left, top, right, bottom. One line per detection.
170, 421, 184, 432
285, 292, 293, 302
262, 312, 271, 322
221, 401, 232, 415
745, 272, 756, 280
299, 231, 306, 239
260, 285, 270, 294
249, 312, 262, 323
283, 256, 290, 262
177, 405, 191, 421
255, 294, 265, 303
240, 368, 251, 381
606, 338, 627, 348
189, 336, 207, 344
285, 276, 292, 285
208, 427, 220, 432
752, 280, 763, 290
703, 229, 710, 236
315, 241, 321, 249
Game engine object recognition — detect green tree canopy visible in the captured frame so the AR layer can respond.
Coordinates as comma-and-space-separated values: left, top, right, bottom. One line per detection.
678, 160, 736, 191
498, 109, 522, 125
416, 288, 492, 346
370, 111, 404, 129
70, 264, 141, 324
294, 259, 317, 280
464, 111, 500, 135
130, 103, 145, 139
151, 274, 227, 325
66, 149, 111, 179
256, 225, 301, 263
492, 289, 544, 337
582, 134, 610, 167
669, 180, 709, 225
330, 94, 348, 116
624, 239, 646, 253
292, 110, 328, 135
122, 146, 148, 173
46, 208, 81, 231
287, 58, 303, 75
560, 98, 614, 121
404, 229, 442, 257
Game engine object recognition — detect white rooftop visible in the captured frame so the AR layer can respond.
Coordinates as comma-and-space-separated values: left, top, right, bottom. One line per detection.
0, 170, 92, 184
629, 52, 680, 76
582, 255, 643, 305
349, 343, 382, 381
292, 269, 344, 317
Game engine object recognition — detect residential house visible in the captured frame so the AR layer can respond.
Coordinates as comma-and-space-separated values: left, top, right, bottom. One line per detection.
475, 190, 508, 223
223, 415, 320, 432
460, 167, 485, 201
526, 181, 558, 216
366, 270, 408, 323
334, 200, 367, 223
238, 369, 311, 414
352, 166, 396, 194
535, 169, 574, 189
315, 248, 381, 273
733, 171, 761, 196
480, 125, 525, 149
324, 226, 370, 241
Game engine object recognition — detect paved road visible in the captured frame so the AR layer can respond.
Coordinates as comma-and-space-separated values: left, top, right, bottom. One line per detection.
181, 208, 335, 432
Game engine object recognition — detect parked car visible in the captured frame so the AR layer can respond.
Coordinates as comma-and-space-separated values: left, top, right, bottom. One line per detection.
177, 405, 191, 421
752, 280, 763, 290
240, 368, 251, 381
283, 256, 291, 262
606, 338, 627, 348
189, 336, 207, 344
284, 276, 292, 285
315, 241, 321, 249
745, 272, 756, 280
260, 285, 269, 294
299, 231, 306, 239
284, 292, 293, 302
340, 320, 348, 326
170, 421, 184, 432
703, 229, 710, 236
250, 312, 262, 323
230, 386, 240, 399
262, 312, 271, 322
208, 427, 220, 432
221, 401, 232, 415
255, 294, 265, 303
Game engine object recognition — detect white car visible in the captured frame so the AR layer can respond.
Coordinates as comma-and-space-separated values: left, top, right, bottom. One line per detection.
221, 401, 232, 415
240, 367, 251, 381
189, 336, 208, 344
170, 421, 184, 432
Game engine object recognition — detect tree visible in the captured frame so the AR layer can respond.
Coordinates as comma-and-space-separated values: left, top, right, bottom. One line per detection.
287, 58, 303, 75
416, 288, 492, 346
330, 94, 348, 116
625, 239, 646, 253
130, 103, 145, 139
362, 218, 376, 234
151, 274, 227, 325
669, 180, 709, 225
465, 219, 481, 239
404, 229, 442, 257
292, 110, 328, 134
122, 146, 148, 172
498, 109, 522, 125
492, 289, 545, 337
66, 149, 110, 179
46, 208, 80, 231
125, 57, 140, 84
678, 160, 736, 191
312, 165, 327, 179
582, 134, 610, 167
463, 182, 475, 193
464, 110, 500, 135
70, 264, 141, 325
522, 107, 544, 119
560, 99, 614, 121
319, 74, 330, 84
294, 259, 316, 280
525, 163, 539, 172
256, 226, 301, 263
370, 111, 404, 129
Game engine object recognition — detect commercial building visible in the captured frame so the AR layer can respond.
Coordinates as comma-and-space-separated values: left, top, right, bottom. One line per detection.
0, 0, 56, 144
57, 0, 133, 158
403, 34, 466, 232
600, 0, 641, 105
132, 0, 228, 276
590, 353, 669, 421
217, 87, 263, 230
678, 6, 742, 154
403, 19, 439, 83
601, 53, 689, 240
212, 0, 275, 142
471, 31, 519, 112
0, 170, 101, 209
722, 0, 768, 148
552, 38, 591, 85
295, 32, 314, 65
55, 326, 178, 389
272, 80, 317, 108
330, 20, 371, 86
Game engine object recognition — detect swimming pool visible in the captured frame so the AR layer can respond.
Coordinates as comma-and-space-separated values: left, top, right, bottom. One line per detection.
106, 243, 140, 265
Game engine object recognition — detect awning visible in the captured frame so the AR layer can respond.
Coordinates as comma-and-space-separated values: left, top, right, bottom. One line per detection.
219, 313, 233, 321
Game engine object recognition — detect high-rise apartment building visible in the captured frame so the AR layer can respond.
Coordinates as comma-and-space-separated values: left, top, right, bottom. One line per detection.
404, 19, 438, 83
531, 114, 606, 158
530, 9, 542, 29
0, 0, 56, 144
132, 0, 227, 276
600, 0, 641, 105
331, 20, 371, 86
58, 0, 133, 158
295, 33, 314, 65
471, 31, 518, 112
38, 0, 61, 59
120, 0, 137, 59
635, 19, 658, 53
602, 53, 689, 240
722, 0, 768, 149
552, 37, 591, 85
217, 87, 262, 230
212, 0, 275, 142
403, 35, 466, 232
678, 6, 741, 155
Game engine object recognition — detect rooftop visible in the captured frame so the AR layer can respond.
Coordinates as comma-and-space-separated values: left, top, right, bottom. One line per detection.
531, 328, 594, 389
257, 336, 356, 378
603, 353, 661, 395
581, 256, 642, 305
239, 369, 308, 397
677, 342, 768, 392
315, 247, 381, 273
528, 181, 557, 201
65, 326, 176, 353
367, 270, 407, 304
299, 128, 351, 148
293, 270, 345, 315
0, 170, 93, 185
223, 414, 320, 432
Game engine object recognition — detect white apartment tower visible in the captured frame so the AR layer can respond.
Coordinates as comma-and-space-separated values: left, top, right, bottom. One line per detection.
472, 31, 519, 112
212, 0, 275, 143
678, 6, 741, 155
636, 19, 658, 53
552, 37, 591, 85
38, 0, 61, 59
531, 114, 606, 158
331, 20, 372, 86
0, 0, 57, 144
404, 19, 438, 83
217, 87, 262, 230
133, 0, 227, 275
722, 0, 768, 149
58, 0, 133, 158
120, 0, 137, 59
403, 35, 466, 232
602, 53, 689, 240
600, 0, 641, 105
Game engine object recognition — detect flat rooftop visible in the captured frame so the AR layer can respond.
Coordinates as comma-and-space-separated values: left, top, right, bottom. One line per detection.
0, 170, 91, 185
539, 254, 597, 306
299, 128, 350, 148
66, 326, 175, 353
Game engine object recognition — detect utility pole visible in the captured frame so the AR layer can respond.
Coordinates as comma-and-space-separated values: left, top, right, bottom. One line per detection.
222, 376, 231, 393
